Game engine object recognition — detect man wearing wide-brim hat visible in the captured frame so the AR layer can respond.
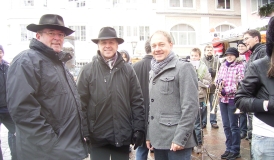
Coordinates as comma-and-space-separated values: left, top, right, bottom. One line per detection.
6, 14, 88, 160
76, 27, 145, 160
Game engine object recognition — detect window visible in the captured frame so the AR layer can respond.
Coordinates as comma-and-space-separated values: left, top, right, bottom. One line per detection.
251, 0, 258, 12
24, 0, 34, 6
44, 0, 47, 7
216, 0, 231, 9
113, 26, 124, 39
69, 26, 86, 41
139, 26, 150, 41
251, 0, 274, 12
20, 24, 35, 41
127, 26, 131, 36
77, 1, 85, 7
170, 24, 196, 45
169, 0, 193, 8
215, 24, 234, 37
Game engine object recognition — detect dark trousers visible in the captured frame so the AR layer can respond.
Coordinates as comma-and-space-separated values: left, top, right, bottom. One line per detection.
89, 144, 129, 160
154, 148, 192, 160
239, 112, 247, 135
0, 112, 17, 160
194, 102, 204, 145
219, 102, 241, 153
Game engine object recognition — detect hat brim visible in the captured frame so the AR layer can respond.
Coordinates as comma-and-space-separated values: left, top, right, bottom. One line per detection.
91, 37, 124, 44
27, 24, 74, 36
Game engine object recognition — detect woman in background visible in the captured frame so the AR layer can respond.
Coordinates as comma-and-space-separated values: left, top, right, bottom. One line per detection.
216, 47, 244, 160
120, 50, 131, 64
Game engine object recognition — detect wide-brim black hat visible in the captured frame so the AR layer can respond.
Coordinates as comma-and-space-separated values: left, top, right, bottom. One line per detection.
91, 27, 124, 44
27, 14, 74, 36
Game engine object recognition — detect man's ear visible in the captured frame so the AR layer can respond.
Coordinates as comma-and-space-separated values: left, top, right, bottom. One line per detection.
36, 32, 41, 40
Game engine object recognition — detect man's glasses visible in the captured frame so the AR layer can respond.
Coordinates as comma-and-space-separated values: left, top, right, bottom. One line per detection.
40, 31, 66, 38
243, 36, 252, 42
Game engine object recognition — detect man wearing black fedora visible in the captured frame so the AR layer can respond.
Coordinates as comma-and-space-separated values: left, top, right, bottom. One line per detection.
76, 27, 145, 160
6, 14, 88, 160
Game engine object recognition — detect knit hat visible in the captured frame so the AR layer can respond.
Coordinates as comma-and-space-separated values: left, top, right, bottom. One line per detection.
237, 40, 246, 47
0, 45, 4, 53
225, 47, 239, 57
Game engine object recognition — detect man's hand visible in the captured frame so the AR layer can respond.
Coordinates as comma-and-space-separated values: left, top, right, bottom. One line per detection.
146, 140, 153, 150
170, 143, 184, 151
132, 131, 144, 150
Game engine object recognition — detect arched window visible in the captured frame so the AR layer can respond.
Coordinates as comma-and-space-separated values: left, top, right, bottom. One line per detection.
170, 24, 196, 45
215, 24, 234, 37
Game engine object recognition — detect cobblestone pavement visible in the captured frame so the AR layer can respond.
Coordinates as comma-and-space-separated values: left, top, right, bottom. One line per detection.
1, 125, 11, 160
1, 109, 250, 160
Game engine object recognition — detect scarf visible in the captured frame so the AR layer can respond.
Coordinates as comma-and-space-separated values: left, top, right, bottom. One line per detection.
104, 53, 118, 69
151, 52, 175, 74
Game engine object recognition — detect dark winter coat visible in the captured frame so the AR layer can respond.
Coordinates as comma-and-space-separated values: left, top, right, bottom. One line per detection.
132, 54, 152, 145
245, 43, 266, 73
6, 38, 87, 160
76, 51, 145, 148
0, 60, 8, 108
235, 56, 274, 127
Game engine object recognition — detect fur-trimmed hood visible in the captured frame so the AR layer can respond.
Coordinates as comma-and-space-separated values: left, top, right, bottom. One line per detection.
220, 55, 245, 64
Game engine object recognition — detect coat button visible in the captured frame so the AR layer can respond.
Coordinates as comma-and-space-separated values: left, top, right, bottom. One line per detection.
184, 138, 187, 141
151, 99, 154, 102
168, 122, 171, 126
151, 116, 154, 120
152, 81, 156, 85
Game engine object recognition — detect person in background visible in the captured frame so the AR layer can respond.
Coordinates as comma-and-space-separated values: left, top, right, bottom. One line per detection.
120, 50, 131, 64
133, 39, 153, 160
146, 30, 198, 160
0, 45, 17, 160
237, 40, 252, 62
201, 45, 219, 129
236, 40, 251, 140
189, 48, 212, 154
242, 29, 266, 141
216, 47, 245, 160
235, 16, 274, 160
6, 14, 88, 160
76, 27, 145, 160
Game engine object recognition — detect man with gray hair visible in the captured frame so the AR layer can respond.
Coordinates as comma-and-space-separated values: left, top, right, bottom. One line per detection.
6, 14, 87, 160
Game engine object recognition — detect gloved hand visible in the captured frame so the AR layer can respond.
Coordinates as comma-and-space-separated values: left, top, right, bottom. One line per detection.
132, 131, 144, 150
267, 96, 274, 111
85, 136, 91, 145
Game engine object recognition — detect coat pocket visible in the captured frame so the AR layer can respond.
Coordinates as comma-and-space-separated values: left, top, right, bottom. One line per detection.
159, 114, 180, 127
159, 76, 175, 95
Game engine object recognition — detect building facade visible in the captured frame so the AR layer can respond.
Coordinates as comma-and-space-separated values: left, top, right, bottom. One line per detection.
0, 0, 270, 64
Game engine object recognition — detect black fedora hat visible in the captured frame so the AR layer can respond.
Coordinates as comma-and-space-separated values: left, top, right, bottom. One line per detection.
27, 14, 74, 36
91, 27, 124, 44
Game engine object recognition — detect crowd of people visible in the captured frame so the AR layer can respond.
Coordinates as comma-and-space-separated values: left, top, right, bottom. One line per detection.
0, 13, 274, 160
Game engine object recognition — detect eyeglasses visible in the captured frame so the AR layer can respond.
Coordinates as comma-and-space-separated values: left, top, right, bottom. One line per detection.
40, 31, 66, 38
243, 36, 252, 42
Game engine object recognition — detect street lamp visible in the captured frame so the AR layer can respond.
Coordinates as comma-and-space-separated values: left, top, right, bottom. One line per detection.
131, 41, 137, 55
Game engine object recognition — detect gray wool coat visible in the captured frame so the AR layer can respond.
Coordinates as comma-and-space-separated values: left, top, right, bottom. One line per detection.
147, 56, 199, 149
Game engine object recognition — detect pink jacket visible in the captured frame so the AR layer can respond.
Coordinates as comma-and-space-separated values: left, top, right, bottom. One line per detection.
216, 57, 245, 103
